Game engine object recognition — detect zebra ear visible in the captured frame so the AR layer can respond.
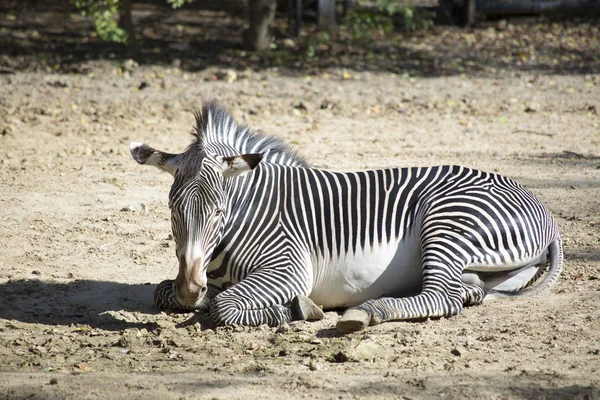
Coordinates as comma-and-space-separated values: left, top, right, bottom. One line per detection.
129, 142, 181, 177
217, 153, 263, 178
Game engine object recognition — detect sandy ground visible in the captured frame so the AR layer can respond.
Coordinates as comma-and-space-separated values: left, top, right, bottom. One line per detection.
0, 14, 599, 399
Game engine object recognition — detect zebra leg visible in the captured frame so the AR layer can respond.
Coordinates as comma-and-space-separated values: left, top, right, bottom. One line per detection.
461, 282, 486, 306
154, 279, 193, 313
154, 279, 220, 313
209, 269, 315, 327
460, 272, 486, 306
337, 256, 466, 332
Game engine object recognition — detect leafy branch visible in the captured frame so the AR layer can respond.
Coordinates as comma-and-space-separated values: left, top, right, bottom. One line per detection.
71, 0, 128, 43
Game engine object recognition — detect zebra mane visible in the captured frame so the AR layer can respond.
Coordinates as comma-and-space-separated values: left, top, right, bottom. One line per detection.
190, 102, 308, 167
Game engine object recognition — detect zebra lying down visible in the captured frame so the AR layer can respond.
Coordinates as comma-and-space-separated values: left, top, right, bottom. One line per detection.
130, 102, 562, 332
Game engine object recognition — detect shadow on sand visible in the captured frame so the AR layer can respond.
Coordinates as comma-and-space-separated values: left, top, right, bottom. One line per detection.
0, 278, 162, 331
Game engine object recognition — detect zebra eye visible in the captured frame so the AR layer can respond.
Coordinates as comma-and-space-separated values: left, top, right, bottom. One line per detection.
215, 208, 225, 216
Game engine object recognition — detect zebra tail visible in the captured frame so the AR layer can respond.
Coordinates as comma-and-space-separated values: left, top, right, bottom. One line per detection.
486, 236, 563, 299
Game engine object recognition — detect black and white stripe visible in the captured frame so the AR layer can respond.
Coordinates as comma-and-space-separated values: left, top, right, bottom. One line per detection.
136, 103, 562, 331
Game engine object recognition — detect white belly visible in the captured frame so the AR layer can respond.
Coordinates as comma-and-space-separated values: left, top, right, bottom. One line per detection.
309, 235, 423, 309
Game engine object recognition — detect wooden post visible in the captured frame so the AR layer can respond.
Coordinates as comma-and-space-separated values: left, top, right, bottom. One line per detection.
463, 0, 476, 26
318, 0, 337, 31
343, 0, 356, 15
244, 0, 278, 50
119, 0, 136, 53
438, 0, 455, 24
295, 0, 302, 37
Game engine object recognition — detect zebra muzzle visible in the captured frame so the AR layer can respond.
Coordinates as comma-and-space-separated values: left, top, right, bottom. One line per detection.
174, 281, 208, 307
175, 257, 208, 306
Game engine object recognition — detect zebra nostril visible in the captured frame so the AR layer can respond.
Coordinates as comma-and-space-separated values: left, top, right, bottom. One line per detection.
200, 286, 208, 296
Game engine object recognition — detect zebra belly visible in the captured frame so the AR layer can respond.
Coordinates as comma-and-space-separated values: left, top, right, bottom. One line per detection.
309, 235, 423, 309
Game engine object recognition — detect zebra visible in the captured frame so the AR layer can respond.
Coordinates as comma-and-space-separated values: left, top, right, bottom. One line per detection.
130, 102, 563, 332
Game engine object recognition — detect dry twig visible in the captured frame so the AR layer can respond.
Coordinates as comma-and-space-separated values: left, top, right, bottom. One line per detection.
512, 129, 555, 137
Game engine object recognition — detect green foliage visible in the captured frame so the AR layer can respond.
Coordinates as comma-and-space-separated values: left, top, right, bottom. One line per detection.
305, 32, 332, 59
166, 0, 194, 9
396, 6, 435, 31
71, 0, 128, 43
342, 0, 434, 42
72, 0, 197, 43
342, 4, 394, 41
377, 0, 402, 16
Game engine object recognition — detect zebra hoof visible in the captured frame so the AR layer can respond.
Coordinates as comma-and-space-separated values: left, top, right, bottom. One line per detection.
291, 295, 324, 321
336, 309, 371, 333
154, 279, 194, 313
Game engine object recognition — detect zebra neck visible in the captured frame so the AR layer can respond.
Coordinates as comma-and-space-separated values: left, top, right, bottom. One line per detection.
222, 167, 264, 225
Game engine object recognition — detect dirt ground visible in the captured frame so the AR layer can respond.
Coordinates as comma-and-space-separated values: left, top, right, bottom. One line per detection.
1, 4, 599, 400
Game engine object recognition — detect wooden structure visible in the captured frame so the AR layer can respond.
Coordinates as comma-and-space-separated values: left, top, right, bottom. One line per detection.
460, 0, 600, 25
289, 0, 355, 35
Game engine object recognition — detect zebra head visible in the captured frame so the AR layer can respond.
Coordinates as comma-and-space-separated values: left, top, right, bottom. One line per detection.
130, 140, 262, 308
130, 102, 304, 309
